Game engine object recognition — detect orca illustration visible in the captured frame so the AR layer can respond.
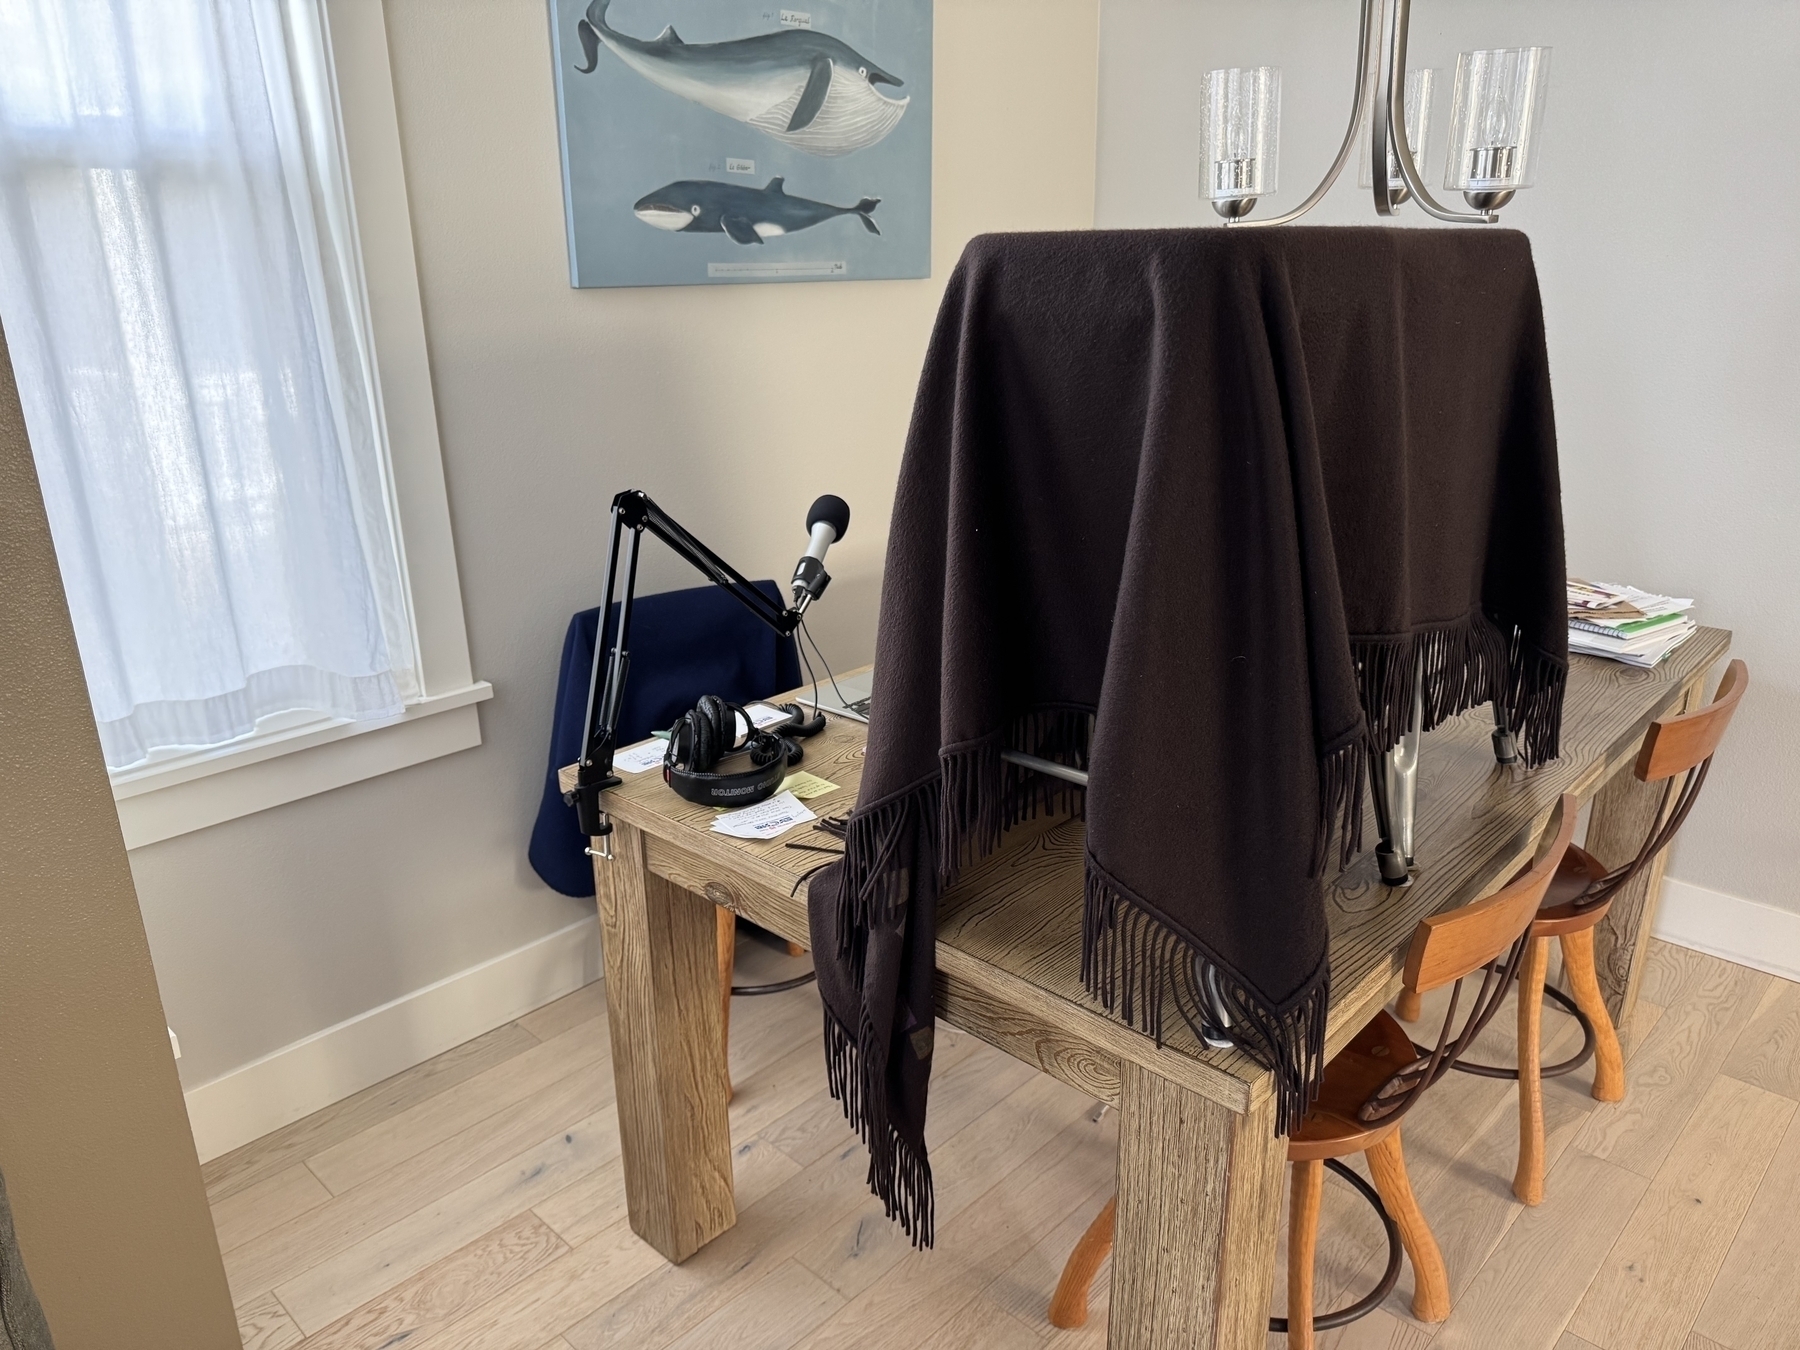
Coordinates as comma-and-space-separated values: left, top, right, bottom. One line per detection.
633, 178, 880, 245
575, 0, 909, 157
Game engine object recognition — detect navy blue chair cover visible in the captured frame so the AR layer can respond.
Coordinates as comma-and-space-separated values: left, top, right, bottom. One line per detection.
529, 580, 802, 897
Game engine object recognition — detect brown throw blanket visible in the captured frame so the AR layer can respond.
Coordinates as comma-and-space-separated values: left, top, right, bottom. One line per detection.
807, 226, 1566, 1246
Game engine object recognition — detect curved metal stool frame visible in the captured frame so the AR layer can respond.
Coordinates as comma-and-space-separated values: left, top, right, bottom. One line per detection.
1268, 1158, 1404, 1334
1448, 979, 1597, 1081
1441, 753, 1722, 1087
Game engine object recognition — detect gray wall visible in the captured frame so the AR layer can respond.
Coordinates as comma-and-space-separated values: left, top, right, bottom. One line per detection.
128, 0, 1101, 1095
1097, 0, 1800, 913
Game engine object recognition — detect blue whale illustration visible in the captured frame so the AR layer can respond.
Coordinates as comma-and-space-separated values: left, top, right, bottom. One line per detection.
633, 177, 880, 245
575, 0, 910, 156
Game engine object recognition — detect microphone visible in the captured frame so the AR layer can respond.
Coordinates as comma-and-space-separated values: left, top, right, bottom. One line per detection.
792, 494, 849, 610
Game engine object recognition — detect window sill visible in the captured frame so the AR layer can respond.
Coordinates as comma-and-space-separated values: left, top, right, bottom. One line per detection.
111, 681, 493, 850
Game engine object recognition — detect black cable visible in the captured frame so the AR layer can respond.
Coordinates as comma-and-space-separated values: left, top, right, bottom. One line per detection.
731, 971, 818, 996
799, 617, 850, 710
796, 623, 823, 720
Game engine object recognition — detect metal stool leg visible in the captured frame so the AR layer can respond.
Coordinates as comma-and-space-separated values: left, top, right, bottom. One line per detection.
1451, 980, 1597, 1080
1371, 664, 1424, 886
1493, 696, 1520, 765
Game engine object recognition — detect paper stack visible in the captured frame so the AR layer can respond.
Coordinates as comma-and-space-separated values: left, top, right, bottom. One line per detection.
1567, 579, 1697, 668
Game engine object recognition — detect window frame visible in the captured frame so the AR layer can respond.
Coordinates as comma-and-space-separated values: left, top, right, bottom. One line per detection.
109, 0, 489, 850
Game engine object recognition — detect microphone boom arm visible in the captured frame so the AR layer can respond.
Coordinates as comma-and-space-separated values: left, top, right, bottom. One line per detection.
569, 489, 814, 846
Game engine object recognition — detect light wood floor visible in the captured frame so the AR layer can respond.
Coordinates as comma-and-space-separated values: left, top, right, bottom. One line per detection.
208, 934, 1800, 1350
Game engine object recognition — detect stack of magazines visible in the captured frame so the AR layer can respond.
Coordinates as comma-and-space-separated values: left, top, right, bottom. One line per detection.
1568, 579, 1697, 668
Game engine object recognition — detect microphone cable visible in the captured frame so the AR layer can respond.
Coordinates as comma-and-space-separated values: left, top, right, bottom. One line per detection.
798, 617, 850, 715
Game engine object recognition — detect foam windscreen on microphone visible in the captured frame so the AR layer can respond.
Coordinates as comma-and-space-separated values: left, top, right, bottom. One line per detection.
806, 494, 851, 541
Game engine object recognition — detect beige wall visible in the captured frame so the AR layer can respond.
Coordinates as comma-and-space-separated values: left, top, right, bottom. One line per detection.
0, 328, 238, 1345
128, 0, 1100, 1110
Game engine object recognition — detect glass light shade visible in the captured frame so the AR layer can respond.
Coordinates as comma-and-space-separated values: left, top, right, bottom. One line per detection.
1359, 67, 1436, 188
1444, 47, 1551, 194
1200, 66, 1280, 207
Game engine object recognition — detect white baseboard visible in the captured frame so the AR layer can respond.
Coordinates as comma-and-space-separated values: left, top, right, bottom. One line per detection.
183, 915, 600, 1163
1653, 877, 1800, 985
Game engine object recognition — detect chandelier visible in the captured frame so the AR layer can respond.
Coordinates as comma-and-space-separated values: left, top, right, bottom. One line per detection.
1199, 0, 1551, 227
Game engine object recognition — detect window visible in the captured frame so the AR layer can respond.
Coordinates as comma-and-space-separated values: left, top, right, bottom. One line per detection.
0, 0, 488, 845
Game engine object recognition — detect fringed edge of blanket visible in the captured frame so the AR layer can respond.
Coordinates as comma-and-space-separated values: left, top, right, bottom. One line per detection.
940, 706, 1095, 877
1350, 611, 1568, 770
835, 777, 941, 962
833, 708, 1094, 955
824, 707, 1094, 1245
1081, 857, 1329, 1134
823, 1006, 935, 1248
1502, 628, 1567, 768
1318, 732, 1369, 873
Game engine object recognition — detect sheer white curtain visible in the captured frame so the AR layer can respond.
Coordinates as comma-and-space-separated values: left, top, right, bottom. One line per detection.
0, 0, 416, 769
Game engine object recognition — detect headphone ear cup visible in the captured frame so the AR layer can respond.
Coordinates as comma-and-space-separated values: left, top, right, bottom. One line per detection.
669, 712, 696, 769
691, 706, 716, 772
700, 695, 733, 763
719, 699, 751, 754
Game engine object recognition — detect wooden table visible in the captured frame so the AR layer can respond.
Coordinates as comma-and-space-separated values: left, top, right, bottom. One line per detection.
560, 627, 1729, 1349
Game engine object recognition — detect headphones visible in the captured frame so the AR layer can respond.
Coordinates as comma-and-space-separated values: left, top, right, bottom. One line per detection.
662, 694, 826, 808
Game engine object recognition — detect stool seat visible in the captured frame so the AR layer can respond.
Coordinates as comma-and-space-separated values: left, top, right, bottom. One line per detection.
1532, 844, 1613, 936
1289, 1013, 1419, 1163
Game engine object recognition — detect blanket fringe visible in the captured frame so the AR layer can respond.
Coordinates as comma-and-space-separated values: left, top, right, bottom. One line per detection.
1082, 864, 1327, 1133
835, 780, 941, 965
834, 709, 1094, 967
1351, 612, 1567, 771
823, 1008, 935, 1247
1351, 614, 1510, 753
823, 707, 1090, 1243
939, 708, 1093, 881
1318, 735, 1368, 873
1502, 630, 1567, 768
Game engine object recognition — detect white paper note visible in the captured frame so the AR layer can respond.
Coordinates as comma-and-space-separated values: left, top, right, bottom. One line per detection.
711, 791, 816, 841
744, 703, 794, 730
613, 738, 668, 774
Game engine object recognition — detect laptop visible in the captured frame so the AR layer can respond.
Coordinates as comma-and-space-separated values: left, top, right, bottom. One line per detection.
798, 665, 873, 723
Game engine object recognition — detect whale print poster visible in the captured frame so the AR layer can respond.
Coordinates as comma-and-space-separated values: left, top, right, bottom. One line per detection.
547, 0, 933, 287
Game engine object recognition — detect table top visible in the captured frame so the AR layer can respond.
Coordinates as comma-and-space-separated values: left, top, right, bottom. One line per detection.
565, 628, 1730, 1112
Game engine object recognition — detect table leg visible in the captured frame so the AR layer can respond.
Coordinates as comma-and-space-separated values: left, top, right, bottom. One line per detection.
1585, 672, 1706, 1053
593, 821, 735, 1262
1110, 1061, 1283, 1349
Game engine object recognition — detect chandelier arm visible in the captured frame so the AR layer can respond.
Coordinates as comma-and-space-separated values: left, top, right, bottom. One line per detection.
1383, 0, 1497, 223
1230, 0, 1380, 229
1370, 0, 1398, 215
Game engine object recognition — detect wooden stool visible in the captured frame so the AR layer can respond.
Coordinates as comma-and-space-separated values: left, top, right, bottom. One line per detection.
1426, 660, 1748, 1206
1051, 796, 1579, 1345
716, 911, 813, 1100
